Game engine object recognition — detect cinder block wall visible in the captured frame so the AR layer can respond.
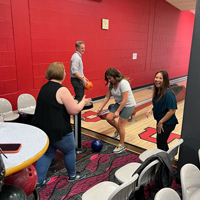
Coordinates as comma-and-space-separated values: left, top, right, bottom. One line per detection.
0, 0, 194, 109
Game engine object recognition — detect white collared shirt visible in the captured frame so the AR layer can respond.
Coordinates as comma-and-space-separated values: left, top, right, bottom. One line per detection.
70, 51, 84, 77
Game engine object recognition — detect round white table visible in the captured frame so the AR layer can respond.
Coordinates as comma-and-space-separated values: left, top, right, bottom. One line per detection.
0, 122, 49, 176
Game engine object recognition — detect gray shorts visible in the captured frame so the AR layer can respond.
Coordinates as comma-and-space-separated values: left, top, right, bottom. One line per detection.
110, 103, 135, 119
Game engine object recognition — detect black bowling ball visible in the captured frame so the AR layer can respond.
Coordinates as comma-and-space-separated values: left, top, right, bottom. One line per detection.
0, 184, 27, 200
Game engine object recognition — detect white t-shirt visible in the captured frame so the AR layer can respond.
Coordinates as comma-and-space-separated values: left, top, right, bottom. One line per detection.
110, 79, 136, 107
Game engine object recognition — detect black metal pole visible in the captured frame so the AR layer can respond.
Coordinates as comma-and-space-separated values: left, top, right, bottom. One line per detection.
73, 102, 93, 154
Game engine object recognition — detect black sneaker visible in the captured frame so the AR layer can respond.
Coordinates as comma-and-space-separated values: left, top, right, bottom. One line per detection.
36, 178, 51, 189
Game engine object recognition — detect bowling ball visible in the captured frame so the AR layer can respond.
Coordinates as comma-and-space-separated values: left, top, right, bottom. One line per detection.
91, 139, 103, 152
108, 103, 115, 110
0, 184, 27, 200
84, 80, 93, 90
4, 164, 37, 196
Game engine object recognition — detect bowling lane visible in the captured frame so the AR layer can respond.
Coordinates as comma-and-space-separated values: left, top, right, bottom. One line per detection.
74, 77, 186, 155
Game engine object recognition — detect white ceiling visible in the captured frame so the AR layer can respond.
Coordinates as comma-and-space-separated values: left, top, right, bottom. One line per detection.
166, 0, 196, 13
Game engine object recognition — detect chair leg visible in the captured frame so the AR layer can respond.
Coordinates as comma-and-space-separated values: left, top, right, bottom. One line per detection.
129, 191, 136, 200
32, 189, 41, 200
135, 185, 153, 200
135, 187, 146, 200
147, 184, 151, 199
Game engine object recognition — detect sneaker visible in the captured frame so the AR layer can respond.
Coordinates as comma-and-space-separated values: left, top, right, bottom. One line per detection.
112, 131, 119, 139
113, 144, 126, 153
68, 173, 85, 182
36, 178, 51, 189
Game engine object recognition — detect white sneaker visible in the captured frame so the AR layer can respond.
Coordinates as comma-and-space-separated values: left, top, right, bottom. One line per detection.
113, 144, 126, 153
112, 131, 119, 139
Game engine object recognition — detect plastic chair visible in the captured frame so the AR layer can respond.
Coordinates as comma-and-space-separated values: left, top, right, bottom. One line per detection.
180, 163, 200, 200
154, 188, 181, 200
0, 98, 19, 121
139, 138, 184, 162
188, 188, 200, 200
115, 159, 159, 191
17, 93, 36, 115
82, 174, 138, 200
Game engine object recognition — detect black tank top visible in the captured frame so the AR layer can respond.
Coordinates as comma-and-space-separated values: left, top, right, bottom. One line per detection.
32, 81, 72, 143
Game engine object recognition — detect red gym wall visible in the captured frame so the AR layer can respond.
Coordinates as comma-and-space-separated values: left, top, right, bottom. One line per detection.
0, 0, 194, 110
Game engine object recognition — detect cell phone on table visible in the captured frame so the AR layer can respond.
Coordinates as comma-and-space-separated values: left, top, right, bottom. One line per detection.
0, 143, 22, 153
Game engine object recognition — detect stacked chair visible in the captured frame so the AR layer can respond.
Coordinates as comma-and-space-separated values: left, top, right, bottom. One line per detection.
0, 98, 19, 121
17, 93, 36, 115
82, 150, 177, 200
180, 163, 200, 200
139, 138, 184, 163
82, 174, 138, 200
115, 159, 159, 193
154, 188, 181, 200
17, 93, 36, 124
81, 156, 160, 199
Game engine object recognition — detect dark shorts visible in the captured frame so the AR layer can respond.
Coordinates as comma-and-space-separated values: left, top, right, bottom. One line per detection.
110, 103, 135, 119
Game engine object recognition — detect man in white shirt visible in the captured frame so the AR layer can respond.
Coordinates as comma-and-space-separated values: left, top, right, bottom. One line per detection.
70, 41, 88, 102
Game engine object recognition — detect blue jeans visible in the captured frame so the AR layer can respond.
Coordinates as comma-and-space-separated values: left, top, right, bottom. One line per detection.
36, 131, 76, 184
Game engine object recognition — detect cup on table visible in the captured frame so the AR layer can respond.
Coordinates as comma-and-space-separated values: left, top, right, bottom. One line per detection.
0, 114, 5, 128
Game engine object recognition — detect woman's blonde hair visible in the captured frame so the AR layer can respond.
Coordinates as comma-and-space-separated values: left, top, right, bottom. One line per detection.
45, 62, 65, 81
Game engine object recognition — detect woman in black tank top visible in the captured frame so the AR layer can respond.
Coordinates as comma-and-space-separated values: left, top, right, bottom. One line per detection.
32, 62, 91, 188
